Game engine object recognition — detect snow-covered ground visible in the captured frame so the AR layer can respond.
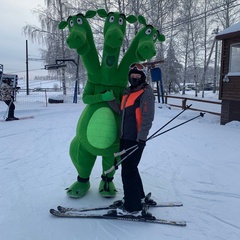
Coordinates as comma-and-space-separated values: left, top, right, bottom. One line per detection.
0, 87, 240, 240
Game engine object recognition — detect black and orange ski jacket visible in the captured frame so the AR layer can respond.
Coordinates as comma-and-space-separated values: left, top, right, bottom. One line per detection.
120, 84, 155, 141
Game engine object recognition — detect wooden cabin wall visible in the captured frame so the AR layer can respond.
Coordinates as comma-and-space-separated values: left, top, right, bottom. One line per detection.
219, 38, 240, 100
219, 37, 240, 124
221, 100, 240, 124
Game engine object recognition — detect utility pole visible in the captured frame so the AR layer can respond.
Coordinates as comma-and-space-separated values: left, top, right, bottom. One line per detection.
213, 27, 219, 93
59, 0, 67, 95
26, 40, 29, 95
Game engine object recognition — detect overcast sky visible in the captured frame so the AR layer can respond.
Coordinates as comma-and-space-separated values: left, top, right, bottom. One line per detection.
0, 0, 46, 78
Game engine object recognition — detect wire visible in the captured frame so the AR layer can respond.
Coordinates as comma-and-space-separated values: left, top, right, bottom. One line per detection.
6, 68, 45, 74
162, 1, 240, 31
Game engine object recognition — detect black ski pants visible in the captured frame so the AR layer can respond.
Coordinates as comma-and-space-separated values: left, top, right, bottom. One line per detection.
4, 100, 15, 118
120, 139, 145, 212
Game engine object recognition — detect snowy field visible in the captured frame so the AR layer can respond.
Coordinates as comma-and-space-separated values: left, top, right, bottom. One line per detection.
0, 85, 240, 240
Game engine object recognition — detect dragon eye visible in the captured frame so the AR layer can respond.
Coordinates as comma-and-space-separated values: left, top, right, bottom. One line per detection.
109, 16, 114, 23
77, 18, 83, 25
153, 33, 157, 41
119, 17, 124, 25
69, 20, 74, 27
145, 28, 152, 35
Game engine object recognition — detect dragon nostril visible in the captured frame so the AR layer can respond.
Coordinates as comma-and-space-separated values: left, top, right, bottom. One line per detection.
107, 33, 112, 39
144, 44, 150, 50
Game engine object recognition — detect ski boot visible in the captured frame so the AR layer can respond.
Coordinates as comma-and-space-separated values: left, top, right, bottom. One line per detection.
142, 192, 157, 206
110, 199, 124, 209
141, 204, 156, 220
110, 202, 155, 219
110, 192, 157, 209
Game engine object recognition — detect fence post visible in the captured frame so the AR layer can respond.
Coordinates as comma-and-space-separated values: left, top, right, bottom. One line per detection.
182, 98, 187, 109
165, 95, 168, 104
45, 89, 48, 107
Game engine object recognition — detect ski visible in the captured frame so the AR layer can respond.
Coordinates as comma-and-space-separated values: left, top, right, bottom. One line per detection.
18, 116, 34, 120
49, 209, 186, 226
0, 116, 34, 122
57, 201, 183, 213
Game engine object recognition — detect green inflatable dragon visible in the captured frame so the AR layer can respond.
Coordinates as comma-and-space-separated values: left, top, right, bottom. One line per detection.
58, 9, 165, 198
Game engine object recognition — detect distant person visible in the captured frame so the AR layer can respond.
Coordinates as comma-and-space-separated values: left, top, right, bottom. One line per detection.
0, 78, 19, 121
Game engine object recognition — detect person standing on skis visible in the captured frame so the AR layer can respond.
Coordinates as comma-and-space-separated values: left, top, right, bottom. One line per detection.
0, 78, 19, 121
114, 63, 156, 218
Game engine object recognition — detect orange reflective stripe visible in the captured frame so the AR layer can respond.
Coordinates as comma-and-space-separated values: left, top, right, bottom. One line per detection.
121, 89, 144, 109
135, 107, 142, 132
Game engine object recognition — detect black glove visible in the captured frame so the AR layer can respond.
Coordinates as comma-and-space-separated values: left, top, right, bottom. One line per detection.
137, 139, 146, 148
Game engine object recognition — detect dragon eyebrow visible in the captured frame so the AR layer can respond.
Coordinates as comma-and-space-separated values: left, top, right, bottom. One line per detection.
146, 24, 154, 29
106, 12, 126, 19
67, 13, 84, 22
76, 13, 84, 17
107, 12, 114, 16
119, 13, 126, 19
67, 16, 73, 21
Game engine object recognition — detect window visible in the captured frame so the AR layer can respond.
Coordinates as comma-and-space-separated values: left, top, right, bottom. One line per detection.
229, 43, 240, 75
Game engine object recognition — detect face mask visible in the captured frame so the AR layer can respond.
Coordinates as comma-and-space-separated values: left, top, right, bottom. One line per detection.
129, 77, 141, 87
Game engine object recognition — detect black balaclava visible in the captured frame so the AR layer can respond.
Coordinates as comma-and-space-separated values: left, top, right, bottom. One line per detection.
128, 67, 146, 87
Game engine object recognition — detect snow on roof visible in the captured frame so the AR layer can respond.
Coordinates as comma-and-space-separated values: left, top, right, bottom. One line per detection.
216, 22, 240, 39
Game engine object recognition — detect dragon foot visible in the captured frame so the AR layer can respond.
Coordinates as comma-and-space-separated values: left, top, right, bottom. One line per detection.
66, 180, 90, 198
98, 178, 117, 198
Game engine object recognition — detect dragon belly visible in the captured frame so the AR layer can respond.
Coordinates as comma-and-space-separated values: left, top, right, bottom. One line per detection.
87, 107, 117, 149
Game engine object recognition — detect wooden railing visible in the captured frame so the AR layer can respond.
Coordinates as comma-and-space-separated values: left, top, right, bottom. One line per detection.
164, 95, 221, 116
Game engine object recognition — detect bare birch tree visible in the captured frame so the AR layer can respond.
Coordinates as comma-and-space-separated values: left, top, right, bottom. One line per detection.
23, 0, 72, 94
23, 0, 240, 97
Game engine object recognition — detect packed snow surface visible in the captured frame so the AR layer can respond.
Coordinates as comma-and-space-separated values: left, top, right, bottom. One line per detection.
1, 89, 240, 240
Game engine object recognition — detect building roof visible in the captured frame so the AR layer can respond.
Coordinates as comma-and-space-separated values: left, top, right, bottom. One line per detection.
216, 22, 240, 40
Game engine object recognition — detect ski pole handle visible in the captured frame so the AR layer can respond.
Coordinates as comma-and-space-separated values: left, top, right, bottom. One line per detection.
105, 146, 139, 174
114, 150, 126, 157
104, 166, 116, 175
114, 144, 138, 157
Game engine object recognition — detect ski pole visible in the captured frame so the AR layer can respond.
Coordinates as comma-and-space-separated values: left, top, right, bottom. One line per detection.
105, 111, 204, 174
150, 112, 205, 140
147, 104, 192, 141
114, 104, 192, 158
104, 145, 139, 174
114, 144, 138, 157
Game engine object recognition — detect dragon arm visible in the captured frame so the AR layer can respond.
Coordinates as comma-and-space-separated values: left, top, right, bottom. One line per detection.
82, 82, 115, 104
82, 82, 103, 104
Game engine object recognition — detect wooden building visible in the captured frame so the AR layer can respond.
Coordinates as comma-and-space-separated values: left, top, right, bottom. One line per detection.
216, 23, 240, 125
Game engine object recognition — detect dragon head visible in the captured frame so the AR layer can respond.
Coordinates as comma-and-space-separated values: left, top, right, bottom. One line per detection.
58, 10, 96, 55
134, 15, 165, 61
97, 9, 137, 56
